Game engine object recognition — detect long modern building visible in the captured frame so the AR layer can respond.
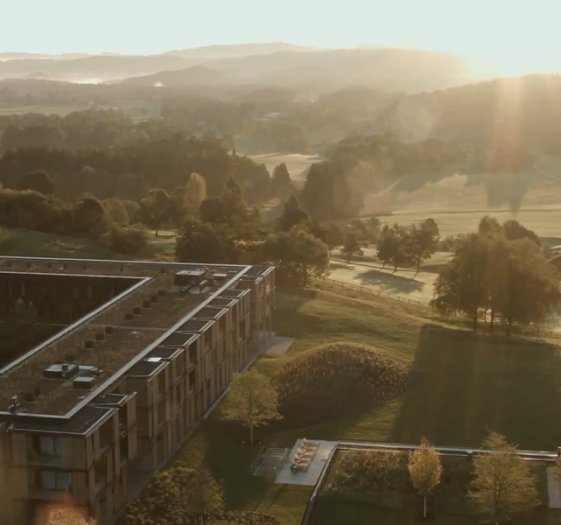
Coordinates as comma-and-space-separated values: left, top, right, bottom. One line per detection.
0, 256, 275, 525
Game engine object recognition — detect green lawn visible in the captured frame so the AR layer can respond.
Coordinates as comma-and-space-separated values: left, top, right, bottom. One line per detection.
0, 226, 114, 258
0, 226, 173, 260
173, 288, 561, 524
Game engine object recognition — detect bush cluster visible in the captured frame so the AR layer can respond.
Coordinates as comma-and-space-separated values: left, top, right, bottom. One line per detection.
327, 450, 408, 509
274, 342, 410, 426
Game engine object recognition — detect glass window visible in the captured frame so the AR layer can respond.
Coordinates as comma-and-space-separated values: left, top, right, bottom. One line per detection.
39, 436, 57, 457
41, 470, 72, 491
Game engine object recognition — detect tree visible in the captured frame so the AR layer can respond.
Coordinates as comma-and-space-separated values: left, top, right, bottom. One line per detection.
176, 218, 234, 263
470, 432, 539, 524
341, 233, 363, 262
17, 171, 56, 195
433, 222, 560, 333
278, 195, 308, 232
138, 188, 173, 236
326, 223, 345, 249
271, 163, 292, 199
103, 198, 130, 225
222, 177, 247, 220
73, 196, 111, 237
408, 439, 442, 519
377, 224, 413, 272
185, 172, 207, 213
365, 216, 381, 243
45, 506, 95, 525
300, 162, 361, 220
408, 218, 440, 274
260, 227, 330, 286
502, 219, 540, 246
221, 370, 281, 444
377, 224, 400, 269
123, 466, 223, 525
200, 197, 225, 223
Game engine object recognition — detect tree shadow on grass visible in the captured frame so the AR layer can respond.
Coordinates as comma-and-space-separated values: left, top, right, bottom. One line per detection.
355, 269, 424, 294
389, 324, 561, 450
198, 418, 273, 509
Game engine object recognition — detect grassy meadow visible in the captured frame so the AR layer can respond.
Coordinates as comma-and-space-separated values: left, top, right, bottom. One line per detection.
172, 287, 561, 524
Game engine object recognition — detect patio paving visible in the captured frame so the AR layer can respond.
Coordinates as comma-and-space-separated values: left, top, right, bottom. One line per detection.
275, 439, 337, 486
262, 335, 295, 357
547, 466, 561, 508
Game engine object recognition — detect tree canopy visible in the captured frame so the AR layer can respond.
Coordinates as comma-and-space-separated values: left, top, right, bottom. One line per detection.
408, 439, 442, 519
433, 218, 559, 332
469, 432, 539, 524
278, 195, 309, 232
260, 227, 330, 286
138, 188, 173, 236
176, 218, 234, 263
221, 370, 281, 444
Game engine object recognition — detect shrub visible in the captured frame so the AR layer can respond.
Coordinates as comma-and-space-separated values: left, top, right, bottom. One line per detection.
98, 227, 147, 255
327, 450, 408, 509
103, 197, 130, 225
274, 342, 409, 426
213, 511, 280, 525
0, 188, 68, 232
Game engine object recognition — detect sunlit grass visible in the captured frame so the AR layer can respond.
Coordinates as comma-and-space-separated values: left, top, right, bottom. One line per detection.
174, 288, 561, 524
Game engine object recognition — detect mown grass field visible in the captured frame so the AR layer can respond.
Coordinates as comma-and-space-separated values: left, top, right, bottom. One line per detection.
0, 226, 174, 260
0, 226, 114, 258
173, 287, 561, 524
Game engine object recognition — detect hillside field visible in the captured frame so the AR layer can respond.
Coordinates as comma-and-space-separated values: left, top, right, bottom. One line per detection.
173, 287, 561, 524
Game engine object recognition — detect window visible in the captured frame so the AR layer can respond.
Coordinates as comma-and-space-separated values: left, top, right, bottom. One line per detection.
41, 470, 72, 491
38, 436, 57, 457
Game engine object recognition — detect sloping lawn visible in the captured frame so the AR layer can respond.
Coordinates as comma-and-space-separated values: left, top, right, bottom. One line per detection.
173, 288, 561, 524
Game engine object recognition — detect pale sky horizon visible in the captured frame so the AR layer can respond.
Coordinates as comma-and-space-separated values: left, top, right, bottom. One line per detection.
3, 0, 561, 75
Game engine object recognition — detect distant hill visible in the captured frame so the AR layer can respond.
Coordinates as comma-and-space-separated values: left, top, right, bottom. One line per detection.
385, 74, 561, 154
123, 48, 473, 94
0, 43, 316, 84
162, 42, 316, 60
0, 44, 473, 94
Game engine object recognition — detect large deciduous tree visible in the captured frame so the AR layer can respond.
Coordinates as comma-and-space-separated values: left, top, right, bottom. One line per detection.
184, 172, 207, 213
138, 188, 173, 236
341, 233, 363, 263
377, 224, 413, 272
278, 195, 308, 232
470, 432, 539, 524
176, 218, 234, 263
408, 439, 442, 519
221, 370, 281, 444
433, 219, 559, 332
271, 163, 292, 199
408, 218, 440, 274
261, 227, 330, 286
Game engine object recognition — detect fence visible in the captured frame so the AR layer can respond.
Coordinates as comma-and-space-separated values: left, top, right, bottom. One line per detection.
316, 277, 431, 309
316, 278, 559, 336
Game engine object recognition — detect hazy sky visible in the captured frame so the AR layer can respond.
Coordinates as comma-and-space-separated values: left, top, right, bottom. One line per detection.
3, 0, 561, 75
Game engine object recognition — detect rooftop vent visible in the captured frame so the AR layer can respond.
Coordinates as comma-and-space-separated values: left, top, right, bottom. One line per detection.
43, 363, 79, 380
78, 365, 100, 375
73, 376, 96, 389
175, 269, 205, 287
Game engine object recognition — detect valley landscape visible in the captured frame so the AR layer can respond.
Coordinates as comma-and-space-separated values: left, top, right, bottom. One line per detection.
2, 2, 561, 524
